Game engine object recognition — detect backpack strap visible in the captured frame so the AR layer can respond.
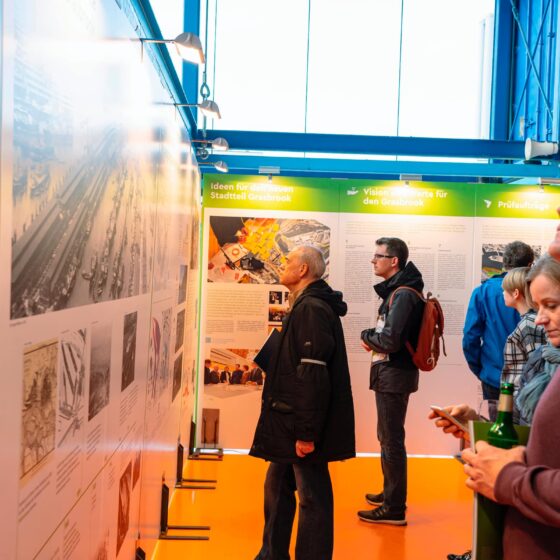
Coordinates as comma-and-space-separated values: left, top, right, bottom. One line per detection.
388, 286, 425, 307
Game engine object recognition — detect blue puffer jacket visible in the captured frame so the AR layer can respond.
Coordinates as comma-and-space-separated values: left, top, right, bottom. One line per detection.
462, 273, 520, 389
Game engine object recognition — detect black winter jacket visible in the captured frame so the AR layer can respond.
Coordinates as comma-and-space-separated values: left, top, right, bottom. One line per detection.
361, 262, 424, 393
250, 279, 356, 464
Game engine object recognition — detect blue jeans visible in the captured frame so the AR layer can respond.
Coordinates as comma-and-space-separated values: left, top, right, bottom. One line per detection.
375, 391, 410, 515
255, 461, 333, 560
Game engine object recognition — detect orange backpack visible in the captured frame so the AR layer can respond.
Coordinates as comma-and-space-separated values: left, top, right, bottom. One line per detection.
388, 287, 446, 371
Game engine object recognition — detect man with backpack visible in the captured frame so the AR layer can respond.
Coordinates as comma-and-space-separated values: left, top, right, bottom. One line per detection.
358, 237, 425, 525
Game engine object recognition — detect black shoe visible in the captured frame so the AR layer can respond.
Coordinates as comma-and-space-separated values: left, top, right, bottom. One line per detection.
447, 552, 472, 560
357, 505, 407, 526
365, 492, 384, 506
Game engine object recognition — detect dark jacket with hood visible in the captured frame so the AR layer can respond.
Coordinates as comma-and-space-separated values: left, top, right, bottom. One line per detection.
250, 279, 356, 464
361, 261, 424, 393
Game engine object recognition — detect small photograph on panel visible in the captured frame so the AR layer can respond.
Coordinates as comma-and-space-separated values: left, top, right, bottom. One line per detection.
88, 323, 111, 421
481, 243, 542, 281
268, 305, 287, 324
21, 339, 58, 478
160, 308, 172, 392
132, 449, 141, 489
175, 309, 185, 353
204, 348, 264, 398
268, 290, 282, 305
178, 264, 188, 304
116, 461, 132, 556
172, 353, 183, 402
58, 329, 87, 448
147, 317, 161, 402
207, 216, 330, 284
121, 312, 137, 392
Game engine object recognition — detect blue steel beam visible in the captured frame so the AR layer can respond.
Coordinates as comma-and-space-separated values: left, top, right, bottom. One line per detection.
211, 155, 560, 181
491, 0, 514, 141
182, 0, 201, 119
197, 130, 525, 160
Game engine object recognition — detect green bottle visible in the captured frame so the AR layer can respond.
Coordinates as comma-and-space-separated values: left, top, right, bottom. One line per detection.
487, 382, 519, 449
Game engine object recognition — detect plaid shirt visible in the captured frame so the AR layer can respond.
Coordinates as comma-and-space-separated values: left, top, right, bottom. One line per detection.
501, 309, 547, 397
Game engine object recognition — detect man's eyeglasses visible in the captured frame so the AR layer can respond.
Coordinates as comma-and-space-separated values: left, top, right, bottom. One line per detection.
371, 253, 395, 262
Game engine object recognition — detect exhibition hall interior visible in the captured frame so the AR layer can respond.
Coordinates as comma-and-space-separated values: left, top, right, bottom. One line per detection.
1, 0, 560, 558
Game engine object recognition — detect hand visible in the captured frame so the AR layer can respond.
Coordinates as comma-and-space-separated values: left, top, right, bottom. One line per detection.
462, 441, 526, 501
360, 340, 372, 352
295, 440, 315, 458
428, 404, 478, 442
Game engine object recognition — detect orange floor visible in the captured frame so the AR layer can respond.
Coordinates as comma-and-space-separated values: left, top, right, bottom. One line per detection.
154, 453, 473, 560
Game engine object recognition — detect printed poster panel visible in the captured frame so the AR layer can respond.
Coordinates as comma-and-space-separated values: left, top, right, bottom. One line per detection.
201, 176, 560, 456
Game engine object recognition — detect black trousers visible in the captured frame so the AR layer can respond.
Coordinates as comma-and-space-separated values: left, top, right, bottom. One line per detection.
375, 391, 411, 514
255, 461, 334, 560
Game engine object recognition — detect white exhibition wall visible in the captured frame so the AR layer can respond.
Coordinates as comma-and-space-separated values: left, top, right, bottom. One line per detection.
0, 1, 200, 559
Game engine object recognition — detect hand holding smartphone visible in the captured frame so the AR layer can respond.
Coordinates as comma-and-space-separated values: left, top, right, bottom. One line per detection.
429, 405, 468, 432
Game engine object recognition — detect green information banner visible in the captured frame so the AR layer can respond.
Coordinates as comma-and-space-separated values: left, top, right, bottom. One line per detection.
338, 180, 476, 216
474, 184, 560, 219
203, 174, 340, 212
203, 175, 560, 219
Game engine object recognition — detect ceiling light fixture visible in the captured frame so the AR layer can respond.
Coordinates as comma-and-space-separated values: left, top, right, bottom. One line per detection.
140, 32, 205, 64
176, 100, 221, 119
191, 137, 229, 151
199, 160, 229, 173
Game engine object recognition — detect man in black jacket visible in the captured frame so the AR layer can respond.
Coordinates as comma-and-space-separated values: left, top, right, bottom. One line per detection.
251, 245, 355, 560
358, 237, 424, 525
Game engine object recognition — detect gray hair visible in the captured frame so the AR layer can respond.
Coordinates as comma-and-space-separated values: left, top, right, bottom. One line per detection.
293, 245, 326, 279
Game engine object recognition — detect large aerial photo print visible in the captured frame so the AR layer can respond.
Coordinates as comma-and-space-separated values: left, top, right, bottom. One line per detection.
10, 3, 156, 319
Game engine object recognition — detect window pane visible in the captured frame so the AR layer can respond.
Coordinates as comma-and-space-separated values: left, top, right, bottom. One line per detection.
398, 0, 494, 138
206, 0, 309, 132
306, 0, 402, 135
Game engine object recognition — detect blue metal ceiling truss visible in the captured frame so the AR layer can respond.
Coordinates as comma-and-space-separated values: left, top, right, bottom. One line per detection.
508, 0, 559, 142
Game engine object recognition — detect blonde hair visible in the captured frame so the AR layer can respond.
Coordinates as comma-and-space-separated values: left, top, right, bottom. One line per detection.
502, 266, 533, 308
502, 266, 530, 294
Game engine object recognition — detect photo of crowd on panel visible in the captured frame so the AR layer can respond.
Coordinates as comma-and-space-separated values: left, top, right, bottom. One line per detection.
203, 347, 264, 398
20, 340, 58, 478
207, 216, 330, 283
481, 243, 542, 280
88, 323, 112, 422
268, 289, 290, 326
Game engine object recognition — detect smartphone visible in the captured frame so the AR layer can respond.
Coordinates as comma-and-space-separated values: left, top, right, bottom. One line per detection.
430, 405, 468, 432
